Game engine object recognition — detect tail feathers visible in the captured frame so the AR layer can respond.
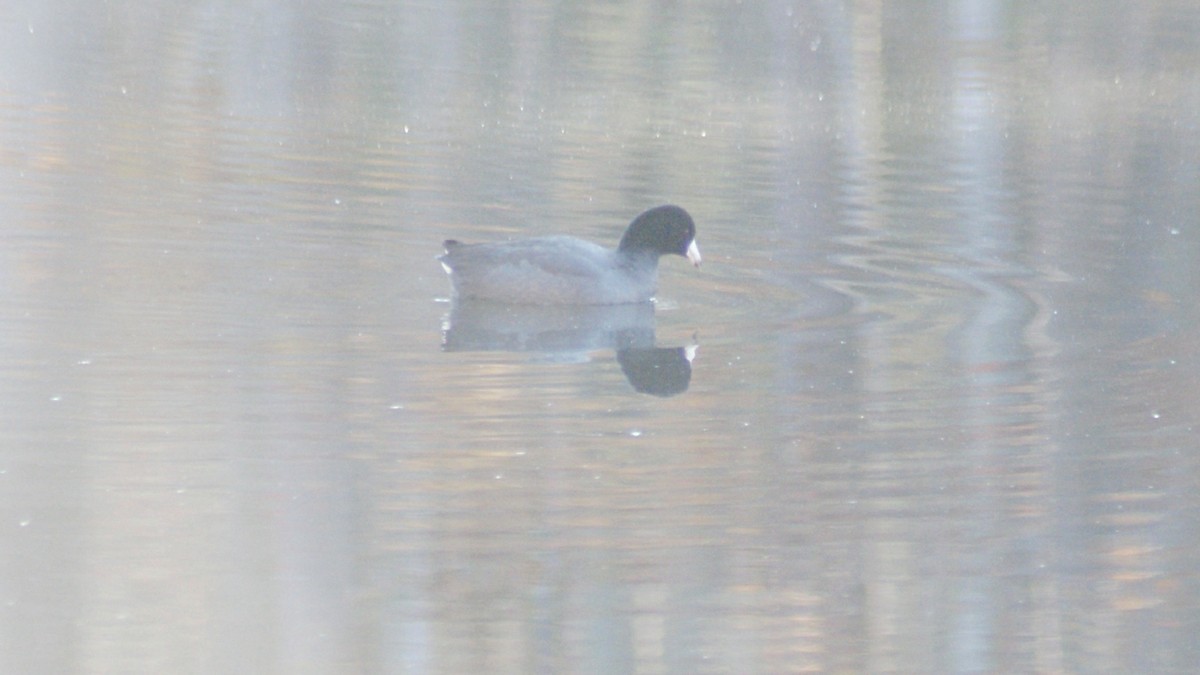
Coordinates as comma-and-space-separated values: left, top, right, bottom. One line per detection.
438, 240, 462, 271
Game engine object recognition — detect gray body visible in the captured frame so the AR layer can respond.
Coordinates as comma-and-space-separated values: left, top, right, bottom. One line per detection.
440, 236, 660, 304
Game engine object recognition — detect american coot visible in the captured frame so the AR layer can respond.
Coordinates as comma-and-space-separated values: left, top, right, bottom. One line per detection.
438, 205, 701, 305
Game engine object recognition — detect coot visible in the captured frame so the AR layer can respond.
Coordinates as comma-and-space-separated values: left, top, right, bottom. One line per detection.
439, 205, 700, 304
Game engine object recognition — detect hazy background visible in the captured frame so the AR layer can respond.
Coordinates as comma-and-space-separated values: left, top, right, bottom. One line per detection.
3, 0, 1199, 672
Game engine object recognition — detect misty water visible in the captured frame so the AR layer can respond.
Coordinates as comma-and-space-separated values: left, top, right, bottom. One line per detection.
3, 1, 1200, 672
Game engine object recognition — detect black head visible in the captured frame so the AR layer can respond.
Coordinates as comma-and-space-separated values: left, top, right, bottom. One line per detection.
617, 205, 701, 265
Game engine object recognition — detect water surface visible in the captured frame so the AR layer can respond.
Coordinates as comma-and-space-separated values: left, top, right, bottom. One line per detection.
3, 0, 1200, 672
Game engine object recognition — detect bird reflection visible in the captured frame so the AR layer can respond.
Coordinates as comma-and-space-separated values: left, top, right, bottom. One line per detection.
441, 299, 695, 397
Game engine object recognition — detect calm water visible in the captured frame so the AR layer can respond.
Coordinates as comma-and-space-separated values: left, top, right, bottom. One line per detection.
3, 1, 1200, 672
